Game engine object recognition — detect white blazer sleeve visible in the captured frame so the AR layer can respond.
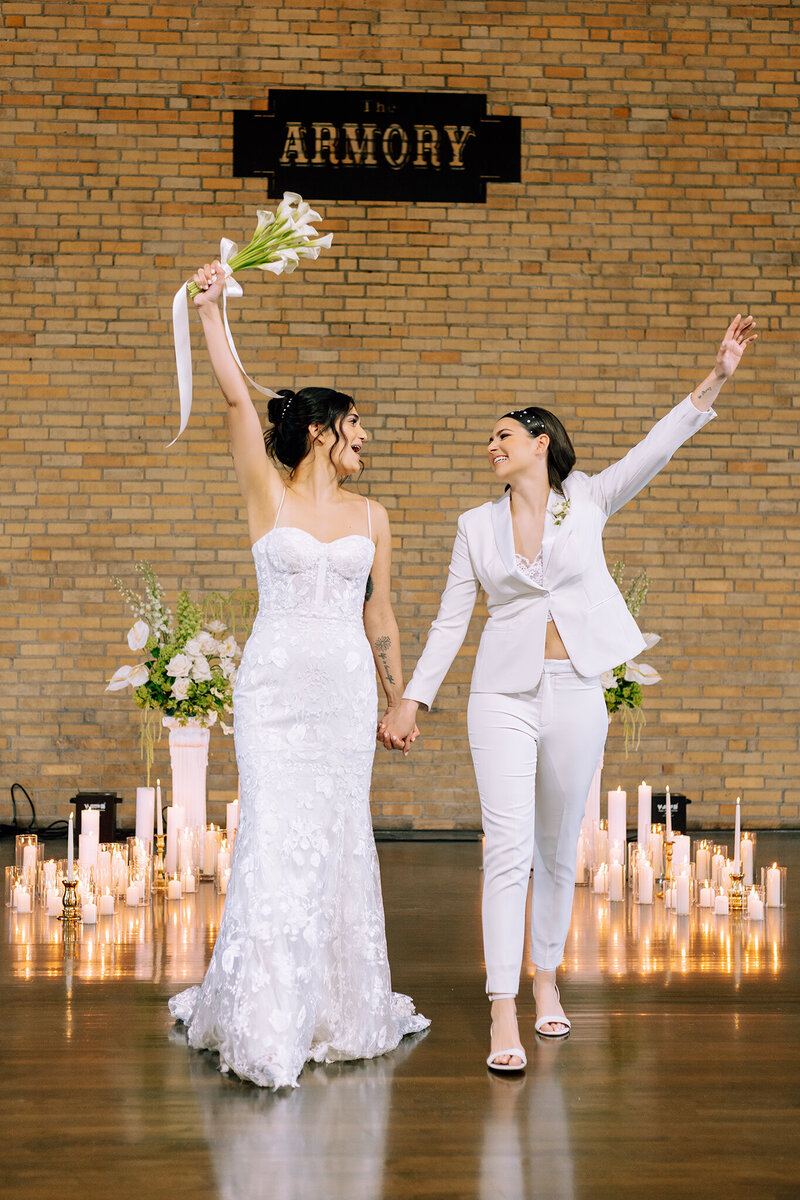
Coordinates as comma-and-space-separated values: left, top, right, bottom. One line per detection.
585, 394, 717, 518
403, 515, 479, 710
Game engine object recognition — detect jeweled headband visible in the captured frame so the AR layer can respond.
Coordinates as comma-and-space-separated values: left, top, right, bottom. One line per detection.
504, 409, 546, 435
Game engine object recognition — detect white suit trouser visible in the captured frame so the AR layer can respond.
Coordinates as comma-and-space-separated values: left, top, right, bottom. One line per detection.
468, 660, 608, 993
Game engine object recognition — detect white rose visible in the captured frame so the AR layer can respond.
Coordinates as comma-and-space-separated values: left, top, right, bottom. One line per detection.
206, 619, 227, 635
166, 653, 192, 678
183, 637, 203, 657
218, 634, 240, 659
196, 630, 217, 654
191, 655, 212, 682
171, 676, 192, 700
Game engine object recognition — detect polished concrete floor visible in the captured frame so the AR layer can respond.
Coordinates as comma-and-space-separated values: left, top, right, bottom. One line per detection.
2, 833, 798, 1200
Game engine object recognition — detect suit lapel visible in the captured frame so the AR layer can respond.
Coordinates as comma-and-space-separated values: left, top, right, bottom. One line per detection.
490, 492, 517, 575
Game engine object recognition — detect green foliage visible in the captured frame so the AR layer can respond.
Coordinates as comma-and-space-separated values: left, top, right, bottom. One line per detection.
604, 562, 656, 753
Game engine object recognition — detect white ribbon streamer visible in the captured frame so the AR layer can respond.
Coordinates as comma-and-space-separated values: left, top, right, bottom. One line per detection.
169, 236, 279, 448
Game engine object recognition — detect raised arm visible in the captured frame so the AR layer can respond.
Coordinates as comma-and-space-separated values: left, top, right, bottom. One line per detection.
191, 261, 284, 538
586, 314, 757, 518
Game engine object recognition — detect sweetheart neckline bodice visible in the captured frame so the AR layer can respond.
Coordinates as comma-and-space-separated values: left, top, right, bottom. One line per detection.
251, 526, 375, 554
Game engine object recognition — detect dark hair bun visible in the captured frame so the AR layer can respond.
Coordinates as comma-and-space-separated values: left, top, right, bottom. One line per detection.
267, 388, 296, 426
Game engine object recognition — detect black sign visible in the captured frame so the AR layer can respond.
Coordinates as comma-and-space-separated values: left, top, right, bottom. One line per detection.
233, 91, 520, 203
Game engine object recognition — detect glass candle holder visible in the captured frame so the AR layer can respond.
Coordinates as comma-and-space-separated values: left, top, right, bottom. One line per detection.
592, 863, 609, 896
15, 834, 40, 886
694, 839, 712, 883
575, 832, 591, 885
37, 858, 59, 905
633, 853, 655, 905
200, 824, 223, 880
649, 825, 664, 878
596, 819, 609, 866
762, 863, 786, 908
110, 846, 129, 898
180, 867, 197, 895
178, 826, 199, 877
94, 843, 116, 893
10, 878, 34, 914
4, 865, 21, 907
739, 832, 757, 886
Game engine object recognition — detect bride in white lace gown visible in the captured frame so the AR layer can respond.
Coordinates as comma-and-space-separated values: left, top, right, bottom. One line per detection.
169, 259, 428, 1089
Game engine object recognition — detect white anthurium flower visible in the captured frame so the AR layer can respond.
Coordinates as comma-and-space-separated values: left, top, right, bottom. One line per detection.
191, 655, 213, 682
599, 670, 617, 689
642, 632, 661, 651
204, 710, 218, 726
166, 653, 192, 678
171, 676, 192, 700
624, 660, 662, 685
106, 663, 149, 691
126, 620, 150, 652
220, 720, 233, 736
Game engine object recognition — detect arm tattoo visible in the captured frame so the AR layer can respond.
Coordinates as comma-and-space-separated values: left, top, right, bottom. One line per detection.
695, 384, 714, 402
374, 636, 395, 684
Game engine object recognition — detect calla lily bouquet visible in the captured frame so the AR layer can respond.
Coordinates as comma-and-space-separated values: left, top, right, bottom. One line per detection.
185, 192, 333, 297
106, 563, 256, 778
601, 563, 662, 752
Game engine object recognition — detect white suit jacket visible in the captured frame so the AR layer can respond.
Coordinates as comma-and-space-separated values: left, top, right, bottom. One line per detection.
404, 395, 716, 708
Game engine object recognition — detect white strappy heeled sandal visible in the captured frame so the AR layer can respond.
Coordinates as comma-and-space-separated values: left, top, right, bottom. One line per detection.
486, 1024, 527, 1072
533, 984, 571, 1039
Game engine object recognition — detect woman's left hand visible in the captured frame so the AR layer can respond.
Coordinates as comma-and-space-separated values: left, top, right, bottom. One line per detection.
714, 313, 758, 379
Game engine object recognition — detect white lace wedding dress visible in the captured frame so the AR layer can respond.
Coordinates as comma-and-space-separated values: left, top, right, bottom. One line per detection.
169, 498, 429, 1088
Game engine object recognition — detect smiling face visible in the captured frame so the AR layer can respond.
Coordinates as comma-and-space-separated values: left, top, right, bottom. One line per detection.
313, 406, 368, 477
487, 417, 549, 483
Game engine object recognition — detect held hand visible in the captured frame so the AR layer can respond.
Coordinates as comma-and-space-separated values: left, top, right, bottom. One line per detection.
190, 260, 227, 310
714, 313, 757, 379
377, 700, 420, 756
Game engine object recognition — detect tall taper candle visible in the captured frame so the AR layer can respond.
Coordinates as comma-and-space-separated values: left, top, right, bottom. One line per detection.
607, 786, 627, 857
733, 796, 741, 873
67, 813, 74, 882
156, 778, 163, 837
665, 785, 672, 842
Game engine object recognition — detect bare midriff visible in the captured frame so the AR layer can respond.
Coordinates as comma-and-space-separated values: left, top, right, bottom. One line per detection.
545, 617, 570, 660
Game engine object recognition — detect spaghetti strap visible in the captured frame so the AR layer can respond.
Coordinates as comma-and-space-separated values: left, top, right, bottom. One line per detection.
365, 497, 372, 541
272, 487, 286, 531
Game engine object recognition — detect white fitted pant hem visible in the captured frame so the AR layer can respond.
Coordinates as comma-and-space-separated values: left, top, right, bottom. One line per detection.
468, 660, 608, 995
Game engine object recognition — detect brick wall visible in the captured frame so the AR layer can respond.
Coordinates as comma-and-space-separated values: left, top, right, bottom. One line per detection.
3, 1, 799, 832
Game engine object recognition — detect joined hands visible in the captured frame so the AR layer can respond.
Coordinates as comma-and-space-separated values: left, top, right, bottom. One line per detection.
377, 699, 421, 756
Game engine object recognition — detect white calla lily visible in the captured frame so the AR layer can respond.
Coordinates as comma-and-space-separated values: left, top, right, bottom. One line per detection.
624, 660, 662, 685
106, 663, 149, 692
126, 620, 150, 652
599, 670, 617, 689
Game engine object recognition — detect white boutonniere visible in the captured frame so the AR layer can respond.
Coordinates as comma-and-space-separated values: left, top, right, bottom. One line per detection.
552, 497, 571, 526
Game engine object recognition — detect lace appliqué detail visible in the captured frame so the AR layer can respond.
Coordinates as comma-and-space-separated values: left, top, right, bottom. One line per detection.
515, 550, 553, 623
168, 527, 429, 1089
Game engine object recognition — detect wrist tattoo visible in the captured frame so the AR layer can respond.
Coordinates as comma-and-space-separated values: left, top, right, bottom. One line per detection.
374, 636, 395, 684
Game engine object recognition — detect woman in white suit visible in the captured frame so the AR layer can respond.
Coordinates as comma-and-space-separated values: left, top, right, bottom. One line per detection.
381, 315, 757, 1070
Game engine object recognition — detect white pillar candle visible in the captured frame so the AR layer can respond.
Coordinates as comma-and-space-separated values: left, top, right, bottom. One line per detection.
720, 860, 732, 895
740, 835, 754, 887
81, 808, 101, 841
711, 851, 725, 887
596, 824, 609, 865
219, 868, 231, 895
82, 898, 98, 925
607, 788, 627, 859
714, 891, 729, 916
637, 860, 653, 905
637, 782, 651, 851
695, 842, 711, 883
78, 833, 98, 869
747, 887, 764, 921
226, 800, 239, 843
156, 778, 163, 837
609, 861, 624, 902
733, 797, 741, 873
135, 786, 156, 847
216, 846, 231, 879
13, 884, 31, 913
182, 872, 196, 894
46, 887, 62, 917
98, 891, 115, 916
95, 849, 112, 890
664, 785, 672, 842
699, 881, 713, 908
766, 863, 781, 907
167, 876, 182, 901
673, 834, 691, 872
178, 829, 194, 874
675, 873, 691, 916
649, 828, 663, 878
67, 813, 75, 882
593, 864, 608, 894
126, 883, 140, 907
203, 825, 219, 876
112, 850, 127, 893
21, 843, 38, 885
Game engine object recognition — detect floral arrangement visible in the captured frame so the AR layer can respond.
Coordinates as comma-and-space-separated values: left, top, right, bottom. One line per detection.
600, 562, 662, 751
106, 563, 256, 777
185, 192, 333, 296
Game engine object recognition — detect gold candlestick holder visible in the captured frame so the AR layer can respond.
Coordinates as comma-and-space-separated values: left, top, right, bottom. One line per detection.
59, 876, 81, 924
657, 840, 675, 900
728, 869, 745, 914
153, 832, 167, 892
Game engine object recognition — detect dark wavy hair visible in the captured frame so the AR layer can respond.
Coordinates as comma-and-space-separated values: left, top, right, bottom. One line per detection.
500, 406, 576, 495
264, 386, 356, 477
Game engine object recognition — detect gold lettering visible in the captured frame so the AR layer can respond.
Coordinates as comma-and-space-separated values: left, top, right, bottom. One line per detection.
311, 122, 340, 166
413, 125, 440, 168
279, 123, 309, 166
381, 123, 409, 170
443, 125, 475, 170
342, 123, 378, 167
